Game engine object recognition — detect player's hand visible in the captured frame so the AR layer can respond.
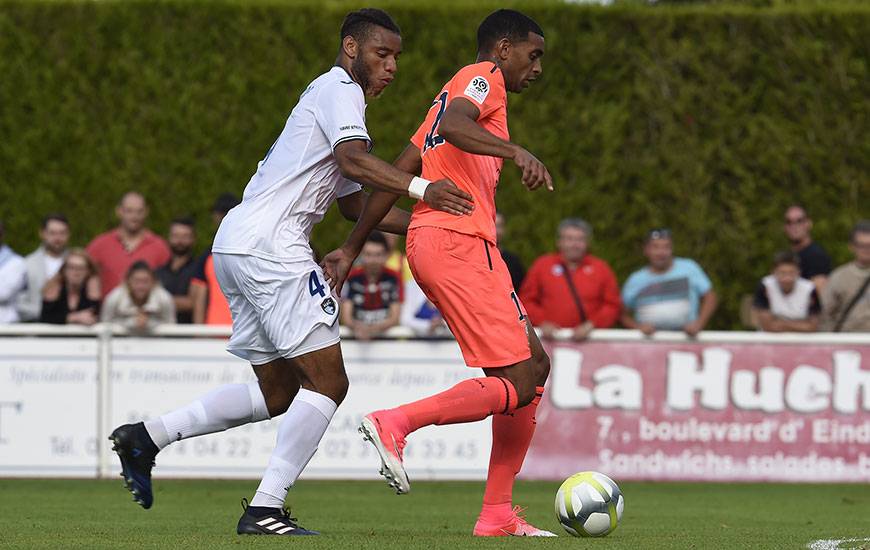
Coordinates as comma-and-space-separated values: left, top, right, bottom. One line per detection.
320, 246, 357, 295
512, 147, 553, 192
423, 179, 474, 216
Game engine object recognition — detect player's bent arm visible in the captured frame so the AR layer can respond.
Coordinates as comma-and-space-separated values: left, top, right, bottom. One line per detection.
438, 97, 518, 159
334, 140, 421, 197
439, 98, 552, 191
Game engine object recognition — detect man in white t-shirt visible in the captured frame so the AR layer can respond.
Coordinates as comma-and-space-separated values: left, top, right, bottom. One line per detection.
108, 8, 473, 536
17, 214, 70, 321
752, 250, 820, 332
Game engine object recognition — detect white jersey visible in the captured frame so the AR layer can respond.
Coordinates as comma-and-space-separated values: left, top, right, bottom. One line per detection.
214, 66, 368, 262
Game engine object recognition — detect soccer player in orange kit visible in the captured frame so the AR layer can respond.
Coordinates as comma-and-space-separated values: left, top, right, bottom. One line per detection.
322, 9, 554, 536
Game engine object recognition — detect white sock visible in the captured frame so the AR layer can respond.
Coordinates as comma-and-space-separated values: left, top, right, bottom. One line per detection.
144, 381, 270, 451
250, 388, 337, 508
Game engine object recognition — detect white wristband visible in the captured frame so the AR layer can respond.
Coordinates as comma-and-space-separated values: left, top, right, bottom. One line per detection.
408, 176, 431, 200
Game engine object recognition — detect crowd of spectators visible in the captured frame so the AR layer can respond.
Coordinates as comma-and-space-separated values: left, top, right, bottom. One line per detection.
1, 194, 868, 338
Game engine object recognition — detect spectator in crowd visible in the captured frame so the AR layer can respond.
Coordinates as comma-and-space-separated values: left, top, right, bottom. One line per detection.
0, 219, 27, 323
621, 228, 718, 337
192, 193, 239, 325
821, 220, 870, 332
341, 231, 402, 340
86, 191, 171, 299
156, 217, 198, 324
496, 211, 525, 290
101, 261, 175, 333
784, 204, 831, 291
401, 276, 449, 338
17, 213, 71, 321
752, 251, 820, 332
39, 249, 101, 325
520, 218, 620, 340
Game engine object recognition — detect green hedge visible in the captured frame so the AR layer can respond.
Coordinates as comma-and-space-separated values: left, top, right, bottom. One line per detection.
1, 1, 868, 328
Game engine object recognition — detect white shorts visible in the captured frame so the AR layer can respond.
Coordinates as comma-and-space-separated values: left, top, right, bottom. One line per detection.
212, 252, 340, 365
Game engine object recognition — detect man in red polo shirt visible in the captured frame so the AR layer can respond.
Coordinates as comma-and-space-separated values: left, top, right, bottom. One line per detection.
86, 192, 170, 298
520, 218, 620, 340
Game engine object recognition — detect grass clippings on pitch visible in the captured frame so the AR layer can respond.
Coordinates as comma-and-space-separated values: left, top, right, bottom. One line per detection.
1, 479, 868, 549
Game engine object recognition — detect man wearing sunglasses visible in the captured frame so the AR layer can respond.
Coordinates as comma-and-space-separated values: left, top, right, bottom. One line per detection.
783, 204, 832, 292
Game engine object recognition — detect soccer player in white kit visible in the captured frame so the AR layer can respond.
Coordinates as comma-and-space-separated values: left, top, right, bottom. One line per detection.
108, 8, 473, 535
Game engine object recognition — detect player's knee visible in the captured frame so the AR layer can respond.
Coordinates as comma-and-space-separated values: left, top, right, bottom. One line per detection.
302, 372, 348, 406
513, 381, 537, 408
328, 374, 349, 406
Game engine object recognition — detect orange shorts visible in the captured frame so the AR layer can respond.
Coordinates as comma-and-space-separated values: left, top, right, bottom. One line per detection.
406, 226, 531, 368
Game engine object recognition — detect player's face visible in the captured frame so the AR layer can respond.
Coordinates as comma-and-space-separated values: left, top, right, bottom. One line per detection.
773, 263, 799, 293
558, 227, 588, 263
41, 220, 70, 255
502, 32, 544, 93
353, 28, 402, 98
645, 238, 674, 271
168, 223, 195, 256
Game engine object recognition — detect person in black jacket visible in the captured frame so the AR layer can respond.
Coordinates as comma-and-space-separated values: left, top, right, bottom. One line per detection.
39, 248, 101, 325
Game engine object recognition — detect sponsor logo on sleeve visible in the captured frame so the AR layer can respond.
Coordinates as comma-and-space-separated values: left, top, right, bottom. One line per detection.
463, 76, 490, 104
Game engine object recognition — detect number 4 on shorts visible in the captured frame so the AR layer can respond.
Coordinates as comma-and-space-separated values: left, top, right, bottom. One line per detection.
308, 271, 326, 298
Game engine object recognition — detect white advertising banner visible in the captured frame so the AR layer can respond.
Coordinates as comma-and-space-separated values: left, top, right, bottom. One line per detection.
0, 338, 99, 476
109, 338, 491, 480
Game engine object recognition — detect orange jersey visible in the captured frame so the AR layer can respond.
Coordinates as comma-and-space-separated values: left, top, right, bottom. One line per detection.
409, 61, 508, 244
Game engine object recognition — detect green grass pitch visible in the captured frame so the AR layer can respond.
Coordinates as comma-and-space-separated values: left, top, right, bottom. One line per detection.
1, 479, 868, 549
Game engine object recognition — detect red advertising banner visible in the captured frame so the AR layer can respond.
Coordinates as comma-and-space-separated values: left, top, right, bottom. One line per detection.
524, 340, 870, 482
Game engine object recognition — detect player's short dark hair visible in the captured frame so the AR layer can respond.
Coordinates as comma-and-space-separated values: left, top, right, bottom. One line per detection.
477, 9, 544, 53
850, 220, 870, 243
340, 8, 401, 44
366, 230, 389, 251
41, 213, 69, 229
126, 260, 154, 279
170, 216, 196, 230
772, 250, 800, 269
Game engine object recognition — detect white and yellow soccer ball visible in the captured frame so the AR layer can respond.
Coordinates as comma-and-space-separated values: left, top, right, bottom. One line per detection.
554, 471, 624, 537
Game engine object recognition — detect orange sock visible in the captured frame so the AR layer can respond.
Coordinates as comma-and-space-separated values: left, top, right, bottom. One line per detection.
480, 386, 544, 517
394, 377, 519, 434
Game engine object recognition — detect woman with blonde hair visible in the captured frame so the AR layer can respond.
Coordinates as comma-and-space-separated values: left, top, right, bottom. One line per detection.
40, 248, 101, 325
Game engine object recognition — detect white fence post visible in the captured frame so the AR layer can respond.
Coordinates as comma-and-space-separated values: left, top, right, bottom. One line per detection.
96, 324, 113, 479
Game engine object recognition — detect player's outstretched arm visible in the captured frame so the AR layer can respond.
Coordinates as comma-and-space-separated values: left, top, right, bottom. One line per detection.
333, 140, 474, 214
439, 97, 553, 192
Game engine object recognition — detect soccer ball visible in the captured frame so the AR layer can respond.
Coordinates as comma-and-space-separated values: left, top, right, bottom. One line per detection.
554, 471, 624, 537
